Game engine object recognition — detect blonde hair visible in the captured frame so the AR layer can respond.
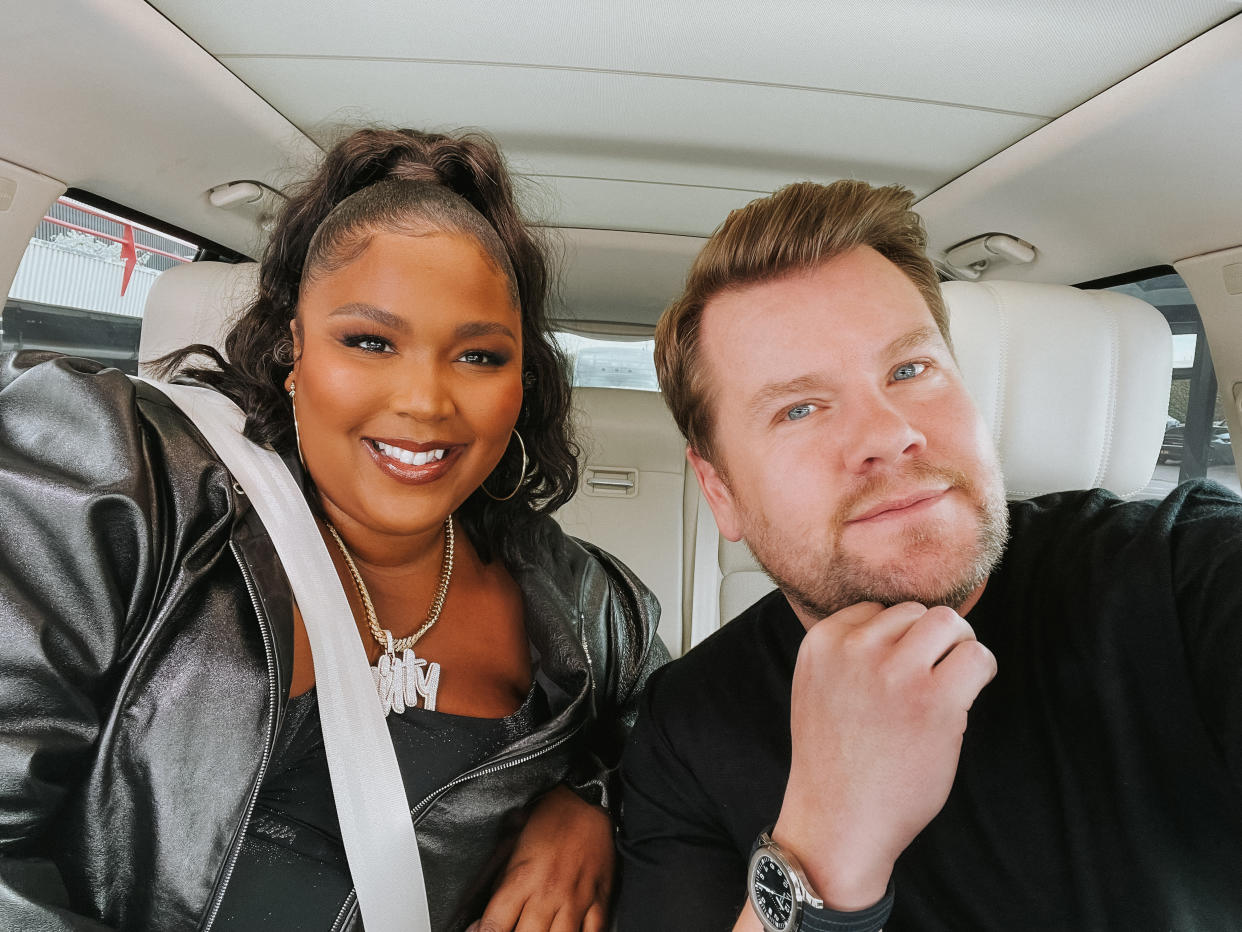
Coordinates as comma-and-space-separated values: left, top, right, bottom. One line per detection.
654, 180, 947, 461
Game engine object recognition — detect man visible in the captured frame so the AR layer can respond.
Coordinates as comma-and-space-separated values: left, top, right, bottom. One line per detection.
615, 180, 1242, 931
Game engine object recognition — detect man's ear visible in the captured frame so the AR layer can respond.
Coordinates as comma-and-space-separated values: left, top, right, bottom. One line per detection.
687, 445, 744, 542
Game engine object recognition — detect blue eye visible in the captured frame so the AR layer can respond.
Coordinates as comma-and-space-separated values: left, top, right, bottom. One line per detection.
894, 362, 927, 381
343, 334, 393, 354
786, 403, 815, 421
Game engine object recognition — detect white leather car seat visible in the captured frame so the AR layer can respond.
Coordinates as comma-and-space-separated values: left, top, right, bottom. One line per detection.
704, 280, 1174, 640
555, 387, 694, 657
138, 260, 259, 373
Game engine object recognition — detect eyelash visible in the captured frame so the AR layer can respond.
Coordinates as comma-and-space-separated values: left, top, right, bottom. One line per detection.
458, 349, 509, 367
342, 333, 393, 354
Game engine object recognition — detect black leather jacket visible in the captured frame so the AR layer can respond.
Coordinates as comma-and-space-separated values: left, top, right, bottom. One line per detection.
0, 352, 667, 931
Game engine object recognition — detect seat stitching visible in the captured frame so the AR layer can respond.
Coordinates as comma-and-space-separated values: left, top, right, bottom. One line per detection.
980, 282, 1009, 473
1089, 292, 1121, 490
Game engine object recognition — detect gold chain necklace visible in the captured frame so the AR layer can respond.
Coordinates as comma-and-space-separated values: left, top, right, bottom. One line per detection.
324, 517, 454, 715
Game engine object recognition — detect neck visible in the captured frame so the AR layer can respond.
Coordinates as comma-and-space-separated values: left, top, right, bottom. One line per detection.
317, 500, 450, 573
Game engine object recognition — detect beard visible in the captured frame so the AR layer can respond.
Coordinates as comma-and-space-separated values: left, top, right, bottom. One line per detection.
739, 460, 1009, 619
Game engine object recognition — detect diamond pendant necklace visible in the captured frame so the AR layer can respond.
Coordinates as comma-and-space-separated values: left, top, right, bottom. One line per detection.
325, 517, 454, 715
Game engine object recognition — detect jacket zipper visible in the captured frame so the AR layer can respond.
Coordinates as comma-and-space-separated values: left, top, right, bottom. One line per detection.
328, 722, 586, 932
200, 542, 281, 931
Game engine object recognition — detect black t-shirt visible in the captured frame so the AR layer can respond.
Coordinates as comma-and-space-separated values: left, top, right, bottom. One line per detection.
617, 481, 1242, 931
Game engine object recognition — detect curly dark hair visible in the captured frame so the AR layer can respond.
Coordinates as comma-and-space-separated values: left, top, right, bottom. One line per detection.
157, 127, 577, 564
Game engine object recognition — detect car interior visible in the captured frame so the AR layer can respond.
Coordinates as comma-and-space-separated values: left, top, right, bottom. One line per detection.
3, 1, 1241, 661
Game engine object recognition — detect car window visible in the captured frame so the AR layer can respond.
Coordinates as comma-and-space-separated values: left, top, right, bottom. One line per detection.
554, 332, 659, 392
1106, 270, 1239, 497
4, 195, 199, 374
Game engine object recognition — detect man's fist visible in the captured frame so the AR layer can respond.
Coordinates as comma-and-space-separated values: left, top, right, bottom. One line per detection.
773, 601, 997, 911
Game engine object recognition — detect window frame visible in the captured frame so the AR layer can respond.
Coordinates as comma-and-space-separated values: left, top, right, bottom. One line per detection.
1081, 265, 1230, 486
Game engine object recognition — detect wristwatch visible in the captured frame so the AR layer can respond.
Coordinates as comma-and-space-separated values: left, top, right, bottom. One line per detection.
746, 830, 895, 932
747, 830, 821, 931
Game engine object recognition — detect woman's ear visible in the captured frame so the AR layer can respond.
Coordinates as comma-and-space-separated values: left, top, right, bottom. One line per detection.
289, 316, 303, 357
284, 317, 303, 393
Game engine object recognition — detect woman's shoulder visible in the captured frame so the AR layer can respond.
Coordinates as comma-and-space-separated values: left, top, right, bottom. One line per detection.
517, 514, 650, 602
516, 514, 663, 656
0, 350, 225, 488
2, 349, 135, 405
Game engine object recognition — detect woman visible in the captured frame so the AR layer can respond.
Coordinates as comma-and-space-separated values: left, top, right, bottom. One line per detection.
0, 128, 667, 930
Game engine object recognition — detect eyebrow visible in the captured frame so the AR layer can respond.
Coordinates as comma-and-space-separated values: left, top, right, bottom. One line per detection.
454, 321, 518, 342
746, 374, 823, 419
884, 324, 942, 359
327, 303, 408, 331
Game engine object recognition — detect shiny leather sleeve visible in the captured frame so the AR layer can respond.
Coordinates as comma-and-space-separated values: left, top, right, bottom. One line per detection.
0, 353, 216, 929
564, 534, 671, 812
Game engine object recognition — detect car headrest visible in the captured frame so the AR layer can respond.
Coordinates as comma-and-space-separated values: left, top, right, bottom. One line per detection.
138, 260, 260, 375
944, 279, 1171, 499
712, 279, 1173, 626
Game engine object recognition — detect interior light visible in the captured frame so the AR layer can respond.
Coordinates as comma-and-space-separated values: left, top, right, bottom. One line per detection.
207, 181, 265, 209
944, 233, 1037, 280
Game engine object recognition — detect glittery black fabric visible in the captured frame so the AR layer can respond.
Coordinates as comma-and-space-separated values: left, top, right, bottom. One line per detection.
213, 682, 549, 929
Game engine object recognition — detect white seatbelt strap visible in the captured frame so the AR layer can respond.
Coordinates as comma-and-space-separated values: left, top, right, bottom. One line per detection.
142, 379, 431, 932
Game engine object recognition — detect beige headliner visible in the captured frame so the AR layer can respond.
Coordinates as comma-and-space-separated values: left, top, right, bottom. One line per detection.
0, 1, 1239, 327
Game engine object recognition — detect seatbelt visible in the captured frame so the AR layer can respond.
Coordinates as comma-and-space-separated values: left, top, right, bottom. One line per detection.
141, 379, 431, 932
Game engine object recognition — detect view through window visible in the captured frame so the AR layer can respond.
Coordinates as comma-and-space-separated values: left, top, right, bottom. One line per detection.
1107, 271, 1239, 497
554, 332, 659, 392
4, 195, 199, 374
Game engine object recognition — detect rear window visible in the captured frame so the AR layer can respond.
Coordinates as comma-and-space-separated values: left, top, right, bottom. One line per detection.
4, 195, 199, 374
554, 332, 659, 392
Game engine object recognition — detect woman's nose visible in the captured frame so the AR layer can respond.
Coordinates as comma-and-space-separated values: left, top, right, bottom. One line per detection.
391, 362, 456, 421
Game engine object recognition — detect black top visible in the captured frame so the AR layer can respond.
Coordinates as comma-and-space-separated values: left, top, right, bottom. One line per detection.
617, 481, 1242, 931
213, 679, 549, 930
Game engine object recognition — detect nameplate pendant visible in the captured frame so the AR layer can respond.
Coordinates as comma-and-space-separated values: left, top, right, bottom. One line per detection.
372, 647, 440, 715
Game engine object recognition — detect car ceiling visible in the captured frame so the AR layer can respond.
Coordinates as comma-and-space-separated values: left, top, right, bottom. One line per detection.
1, 1, 1240, 329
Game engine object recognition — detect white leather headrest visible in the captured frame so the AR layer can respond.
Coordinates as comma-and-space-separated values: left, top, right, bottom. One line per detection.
138, 261, 259, 375
944, 280, 1171, 499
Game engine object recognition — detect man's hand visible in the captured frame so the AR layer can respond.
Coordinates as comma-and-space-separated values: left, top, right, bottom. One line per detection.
774, 601, 997, 911
468, 784, 614, 932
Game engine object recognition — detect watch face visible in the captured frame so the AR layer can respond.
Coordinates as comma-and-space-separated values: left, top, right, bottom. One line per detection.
751, 853, 796, 930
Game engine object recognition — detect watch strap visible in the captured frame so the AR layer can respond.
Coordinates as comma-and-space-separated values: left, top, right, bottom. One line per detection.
798, 878, 894, 932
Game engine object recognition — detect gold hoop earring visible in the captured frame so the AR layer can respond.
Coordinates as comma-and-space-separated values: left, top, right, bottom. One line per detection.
481, 430, 527, 501
288, 381, 308, 471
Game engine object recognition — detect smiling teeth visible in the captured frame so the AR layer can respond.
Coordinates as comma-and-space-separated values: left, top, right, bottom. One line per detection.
375, 441, 446, 466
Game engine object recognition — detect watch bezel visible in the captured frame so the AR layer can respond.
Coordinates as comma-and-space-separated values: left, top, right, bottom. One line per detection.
747, 831, 822, 931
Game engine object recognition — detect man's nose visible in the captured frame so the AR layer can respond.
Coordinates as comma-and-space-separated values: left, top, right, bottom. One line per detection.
841, 391, 926, 473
